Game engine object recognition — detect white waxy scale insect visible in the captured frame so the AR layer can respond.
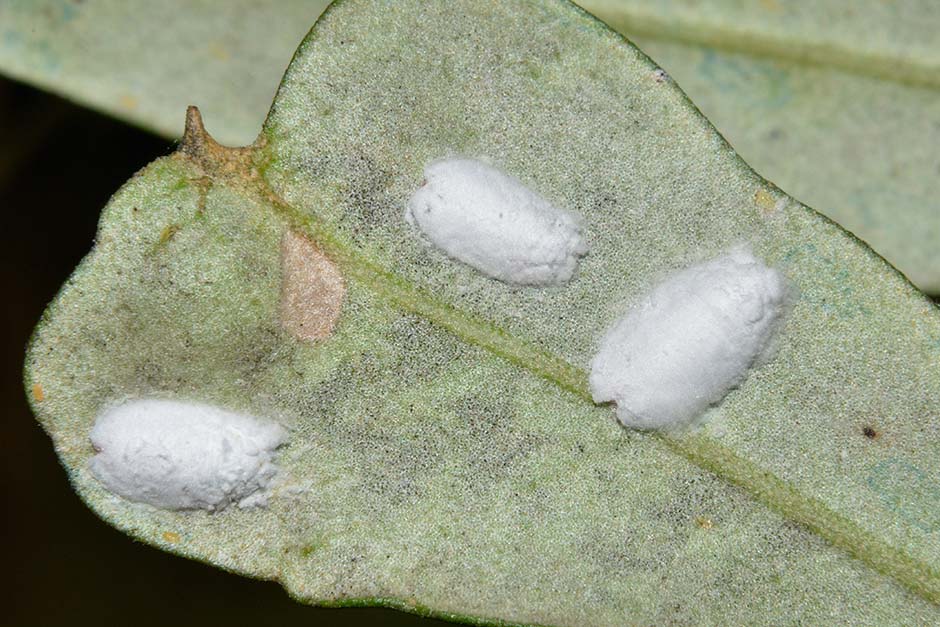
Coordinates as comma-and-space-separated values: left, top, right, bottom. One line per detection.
406, 157, 588, 286
89, 398, 287, 511
590, 248, 787, 429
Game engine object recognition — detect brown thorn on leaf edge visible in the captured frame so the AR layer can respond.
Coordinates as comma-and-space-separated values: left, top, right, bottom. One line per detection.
178, 105, 260, 182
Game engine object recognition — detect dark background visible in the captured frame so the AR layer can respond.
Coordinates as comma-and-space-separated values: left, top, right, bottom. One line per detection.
2, 77, 447, 627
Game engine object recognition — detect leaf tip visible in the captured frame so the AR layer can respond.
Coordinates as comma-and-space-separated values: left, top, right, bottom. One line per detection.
178, 105, 259, 183
181, 105, 219, 159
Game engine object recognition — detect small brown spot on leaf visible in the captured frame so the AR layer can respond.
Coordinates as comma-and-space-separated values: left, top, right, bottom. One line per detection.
31, 383, 44, 402
157, 223, 181, 246
694, 516, 714, 529
280, 230, 345, 342
863, 426, 879, 439
754, 188, 774, 210
162, 531, 181, 543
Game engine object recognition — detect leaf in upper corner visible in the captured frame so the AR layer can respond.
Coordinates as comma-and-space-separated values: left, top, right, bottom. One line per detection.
0, 0, 330, 145
578, 0, 940, 294
3, 0, 938, 293
25, 1, 940, 625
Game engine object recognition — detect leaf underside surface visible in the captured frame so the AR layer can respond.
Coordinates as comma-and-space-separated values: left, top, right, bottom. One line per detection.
25, 1, 940, 625
3, 0, 938, 293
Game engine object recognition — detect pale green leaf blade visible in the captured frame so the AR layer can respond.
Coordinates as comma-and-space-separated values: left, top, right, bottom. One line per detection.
25, 147, 939, 626
578, 0, 940, 85
264, 0, 940, 600
26, 0, 940, 624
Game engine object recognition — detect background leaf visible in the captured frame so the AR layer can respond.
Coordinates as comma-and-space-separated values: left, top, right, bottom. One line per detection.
578, 0, 940, 295
0, 0, 329, 144
2, 0, 938, 294
25, 1, 940, 624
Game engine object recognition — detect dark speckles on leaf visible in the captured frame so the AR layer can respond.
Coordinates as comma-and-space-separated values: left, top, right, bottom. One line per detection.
386, 315, 463, 381
453, 394, 543, 494
353, 425, 445, 506
863, 426, 879, 439
134, 360, 164, 388
651, 475, 722, 537
580, 528, 674, 585
235, 324, 282, 379
341, 152, 394, 236
588, 188, 621, 216
457, 395, 512, 438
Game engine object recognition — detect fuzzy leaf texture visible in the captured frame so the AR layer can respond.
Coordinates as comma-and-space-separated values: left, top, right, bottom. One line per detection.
2, 0, 938, 293
25, 1, 940, 625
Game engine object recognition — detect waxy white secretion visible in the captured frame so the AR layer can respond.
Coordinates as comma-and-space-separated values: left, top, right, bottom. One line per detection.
89, 398, 287, 511
590, 248, 786, 429
406, 157, 587, 285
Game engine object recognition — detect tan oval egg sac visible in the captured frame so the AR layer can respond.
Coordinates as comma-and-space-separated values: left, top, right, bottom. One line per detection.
280, 230, 346, 342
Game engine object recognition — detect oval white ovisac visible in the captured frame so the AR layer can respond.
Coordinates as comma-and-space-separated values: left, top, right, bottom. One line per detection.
405, 157, 588, 286
589, 248, 787, 429
89, 398, 287, 511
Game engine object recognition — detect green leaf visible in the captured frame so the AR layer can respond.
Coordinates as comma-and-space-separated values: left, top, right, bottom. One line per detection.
25, 1, 940, 624
0, 0, 329, 145
3, 0, 938, 293
578, 0, 940, 293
